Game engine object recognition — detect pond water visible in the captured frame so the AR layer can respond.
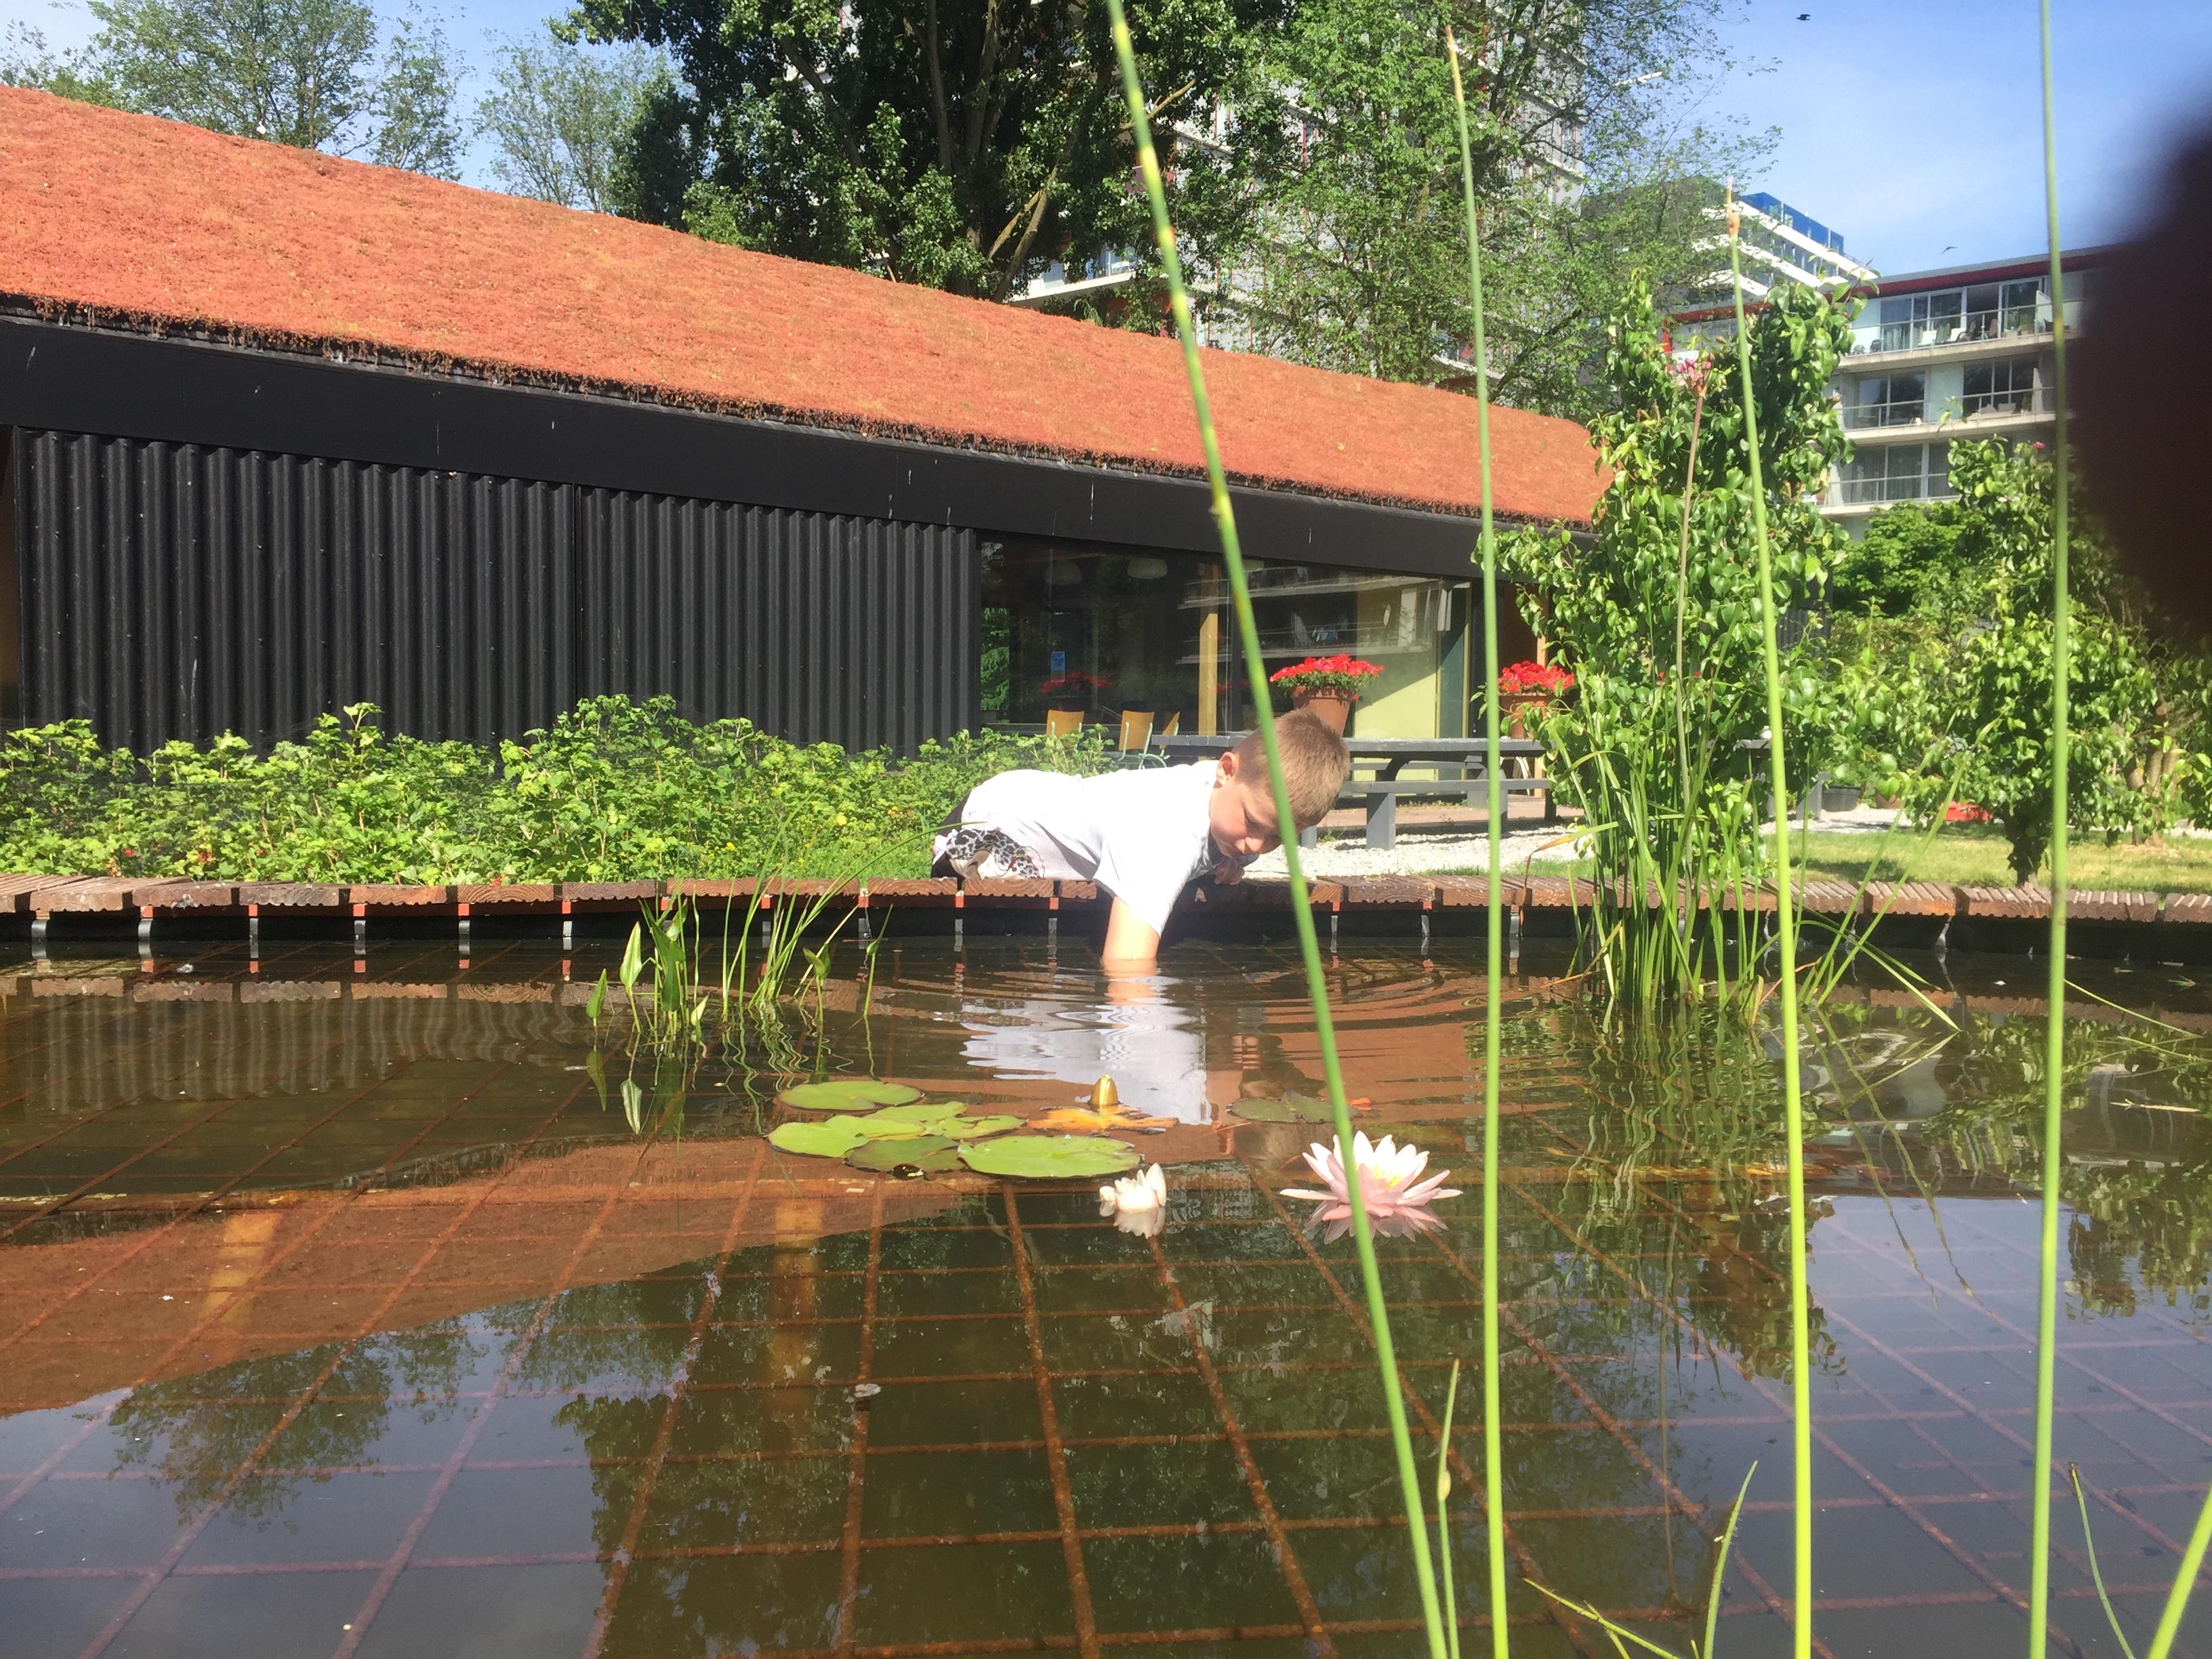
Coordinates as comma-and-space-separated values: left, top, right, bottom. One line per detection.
0, 938, 2207, 1658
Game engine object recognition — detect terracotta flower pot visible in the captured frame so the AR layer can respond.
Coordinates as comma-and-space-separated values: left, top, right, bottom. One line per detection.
1498, 691, 1555, 739
1290, 687, 1355, 733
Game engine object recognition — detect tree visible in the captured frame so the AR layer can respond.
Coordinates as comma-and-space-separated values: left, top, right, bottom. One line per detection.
572, 0, 1281, 300
368, 6, 463, 178
1843, 441, 2161, 882
1221, 0, 1773, 413
475, 30, 668, 213
9, 0, 462, 174
1827, 499, 1968, 616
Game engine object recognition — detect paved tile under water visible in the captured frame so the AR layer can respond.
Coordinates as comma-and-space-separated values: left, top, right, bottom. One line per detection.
0, 938, 2207, 1656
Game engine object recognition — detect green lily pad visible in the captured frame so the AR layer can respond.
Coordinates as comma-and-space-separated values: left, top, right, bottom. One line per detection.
867, 1100, 968, 1124
777, 1080, 925, 1112
847, 1135, 961, 1173
958, 1134, 1141, 1180
1234, 1092, 1338, 1123
769, 1118, 873, 1158
939, 1113, 1023, 1139
848, 1110, 951, 1141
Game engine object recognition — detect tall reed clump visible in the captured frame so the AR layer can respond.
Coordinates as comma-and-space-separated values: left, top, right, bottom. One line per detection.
1100, 6, 1449, 1652
1498, 283, 1853, 1017
1724, 184, 1816, 1658
1443, 29, 1511, 1655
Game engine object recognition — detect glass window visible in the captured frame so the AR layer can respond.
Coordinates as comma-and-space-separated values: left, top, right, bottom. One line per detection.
1962, 357, 2039, 415
1840, 442, 1952, 504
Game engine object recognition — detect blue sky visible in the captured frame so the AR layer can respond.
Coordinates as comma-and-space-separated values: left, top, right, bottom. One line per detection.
8, 0, 2209, 276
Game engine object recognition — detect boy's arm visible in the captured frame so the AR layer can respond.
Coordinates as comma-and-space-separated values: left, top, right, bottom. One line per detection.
1100, 898, 1162, 969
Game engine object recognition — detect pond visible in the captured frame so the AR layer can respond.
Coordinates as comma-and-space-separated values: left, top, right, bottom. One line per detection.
0, 938, 2207, 1658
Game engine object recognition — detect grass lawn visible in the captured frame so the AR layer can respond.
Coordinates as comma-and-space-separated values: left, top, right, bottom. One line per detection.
1781, 824, 2212, 896
1439, 825, 2212, 895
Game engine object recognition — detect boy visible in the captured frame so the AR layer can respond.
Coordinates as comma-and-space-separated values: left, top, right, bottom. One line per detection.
934, 710, 1351, 968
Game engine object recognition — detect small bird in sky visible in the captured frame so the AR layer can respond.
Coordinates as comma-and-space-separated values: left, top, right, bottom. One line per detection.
1797, 12, 1811, 18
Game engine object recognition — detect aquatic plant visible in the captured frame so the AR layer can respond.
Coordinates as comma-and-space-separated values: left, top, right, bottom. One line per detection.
1102, 7, 1452, 1651
1098, 1164, 1168, 1236
2070, 1463, 2212, 1659
1282, 1131, 1461, 1242
1529, 1465, 1758, 1659
1445, 32, 1513, 1652
2028, 9, 2075, 1650
1035, 1075, 1176, 1134
1723, 179, 1816, 1659
957, 1134, 1141, 1179
776, 1079, 925, 1111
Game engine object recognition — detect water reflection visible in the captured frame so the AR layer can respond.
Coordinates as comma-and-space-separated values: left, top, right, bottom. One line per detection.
0, 943, 2207, 1656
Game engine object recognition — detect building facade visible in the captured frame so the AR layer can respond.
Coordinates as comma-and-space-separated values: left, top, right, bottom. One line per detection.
1823, 248, 2104, 525
0, 89, 1599, 757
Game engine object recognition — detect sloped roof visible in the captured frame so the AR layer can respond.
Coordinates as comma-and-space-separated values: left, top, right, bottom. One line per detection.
0, 88, 1601, 525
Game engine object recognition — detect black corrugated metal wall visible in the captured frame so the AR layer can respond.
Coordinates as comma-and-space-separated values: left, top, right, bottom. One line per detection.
7, 428, 979, 753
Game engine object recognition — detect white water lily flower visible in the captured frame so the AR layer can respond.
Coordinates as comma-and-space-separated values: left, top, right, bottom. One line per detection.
1099, 1164, 1168, 1236
1282, 1132, 1460, 1241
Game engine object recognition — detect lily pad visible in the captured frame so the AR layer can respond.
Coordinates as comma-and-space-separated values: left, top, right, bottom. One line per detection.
769, 1118, 874, 1158
848, 1110, 951, 1141
848, 1135, 961, 1173
958, 1134, 1141, 1180
939, 1113, 1023, 1140
777, 1080, 925, 1113
867, 1100, 969, 1124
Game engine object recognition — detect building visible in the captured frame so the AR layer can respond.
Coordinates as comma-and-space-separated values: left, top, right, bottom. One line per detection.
1824, 247, 2105, 524
0, 91, 1601, 758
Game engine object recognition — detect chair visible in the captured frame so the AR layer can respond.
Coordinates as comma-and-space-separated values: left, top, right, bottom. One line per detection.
1117, 710, 1155, 752
1045, 709, 1085, 738
1158, 712, 1181, 738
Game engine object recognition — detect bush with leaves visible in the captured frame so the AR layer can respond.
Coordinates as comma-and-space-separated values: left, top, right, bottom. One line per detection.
1501, 283, 1851, 1004
0, 696, 1117, 884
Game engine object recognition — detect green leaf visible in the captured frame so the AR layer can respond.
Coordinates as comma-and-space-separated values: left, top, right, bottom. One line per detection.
939, 1113, 1023, 1139
769, 1118, 874, 1158
847, 1135, 962, 1173
866, 1099, 969, 1124
777, 1080, 926, 1112
958, 1134, 1140, 1180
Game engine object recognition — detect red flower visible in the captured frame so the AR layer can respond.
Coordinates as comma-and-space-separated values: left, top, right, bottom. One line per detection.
1270, 655, 1383, 687
1498, 660, 1574, 696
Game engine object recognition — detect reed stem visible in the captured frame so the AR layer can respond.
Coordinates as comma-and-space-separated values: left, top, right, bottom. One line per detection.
1725, 184, 1813, 1659
1100, 8, 1448, 1654
2027, 8, 2072, 1655
1443, 29, 1512, 1657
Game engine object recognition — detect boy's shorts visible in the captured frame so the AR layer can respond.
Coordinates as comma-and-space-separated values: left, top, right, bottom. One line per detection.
929, 790, 1044, 881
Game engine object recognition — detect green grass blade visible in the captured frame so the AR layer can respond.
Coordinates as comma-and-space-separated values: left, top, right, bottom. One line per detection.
1100, 6, 1448, 1654
1701, 1463, 1757, 1658
1443, 28, 1512, 1659
2030, 8, 2074, 1655
2068, 1465, 2142, 1659
1724, 184, 1813, 1659
1525, 1583, 1679, 1659
1438, 1358, 1462, 1659
2146, 1477, 2212, 1659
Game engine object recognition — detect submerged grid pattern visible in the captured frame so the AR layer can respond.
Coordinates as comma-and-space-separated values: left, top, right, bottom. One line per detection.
0, 950, 2207, 1656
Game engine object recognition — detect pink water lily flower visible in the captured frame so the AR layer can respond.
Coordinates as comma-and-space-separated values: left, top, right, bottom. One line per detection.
1282, 1132, 1460, 1240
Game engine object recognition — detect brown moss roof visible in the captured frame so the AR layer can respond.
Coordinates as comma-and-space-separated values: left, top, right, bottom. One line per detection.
0, 88, 1602, 525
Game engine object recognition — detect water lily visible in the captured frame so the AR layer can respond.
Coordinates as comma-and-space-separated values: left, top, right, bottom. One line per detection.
1098, 1163, 1168, 1236
1282, 1132, 1460, 1242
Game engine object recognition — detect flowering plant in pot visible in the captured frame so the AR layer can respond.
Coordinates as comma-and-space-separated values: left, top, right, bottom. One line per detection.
1495, 659, 1573, 737
1269, 655, 1381, 732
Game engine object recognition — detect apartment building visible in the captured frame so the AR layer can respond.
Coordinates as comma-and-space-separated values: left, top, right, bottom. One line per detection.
1823, 247, 2105, 523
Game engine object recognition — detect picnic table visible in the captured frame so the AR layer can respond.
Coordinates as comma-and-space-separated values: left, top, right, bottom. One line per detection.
1145, 733, 1553, 848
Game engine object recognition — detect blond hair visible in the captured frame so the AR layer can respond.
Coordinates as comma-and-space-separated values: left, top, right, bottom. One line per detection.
1232, 710, 1351, 830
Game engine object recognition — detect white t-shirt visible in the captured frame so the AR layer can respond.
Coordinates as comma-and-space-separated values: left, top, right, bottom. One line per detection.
953, 762, 1220, 935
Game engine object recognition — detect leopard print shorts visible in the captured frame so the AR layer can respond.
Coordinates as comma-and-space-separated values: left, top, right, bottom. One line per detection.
930, 826, 1044, 881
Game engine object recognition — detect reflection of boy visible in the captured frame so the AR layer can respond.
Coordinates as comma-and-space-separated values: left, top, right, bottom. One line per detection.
934, 712, 1351, 968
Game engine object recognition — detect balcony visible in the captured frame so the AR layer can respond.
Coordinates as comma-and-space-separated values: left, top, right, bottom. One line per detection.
1840, 398, 1925, 431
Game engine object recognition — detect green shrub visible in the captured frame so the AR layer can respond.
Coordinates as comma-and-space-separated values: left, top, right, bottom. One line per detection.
0, 696, 1118, 884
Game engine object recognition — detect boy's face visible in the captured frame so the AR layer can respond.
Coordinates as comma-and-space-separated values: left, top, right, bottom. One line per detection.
1208, 751, 1284, 859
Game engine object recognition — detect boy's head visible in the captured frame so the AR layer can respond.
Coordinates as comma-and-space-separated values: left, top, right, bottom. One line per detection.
1208, 711, 1352, 858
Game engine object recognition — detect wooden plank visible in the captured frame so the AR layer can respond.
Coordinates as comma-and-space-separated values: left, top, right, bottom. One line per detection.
863, 878, 959, 904
1798, 880, 1861, 918
559, 881, 663, 904
670, 878, 760, 901
243, 882, 348, 909
2164, 893, 2212, 925
455, 882, 559, 907
1336, 877, 1435, 907
1056, 880, 1105, 903
348, 884, 454, 907
37, 877, 142, 913
146, 880, 240, 910
961, 877, 1055, 901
